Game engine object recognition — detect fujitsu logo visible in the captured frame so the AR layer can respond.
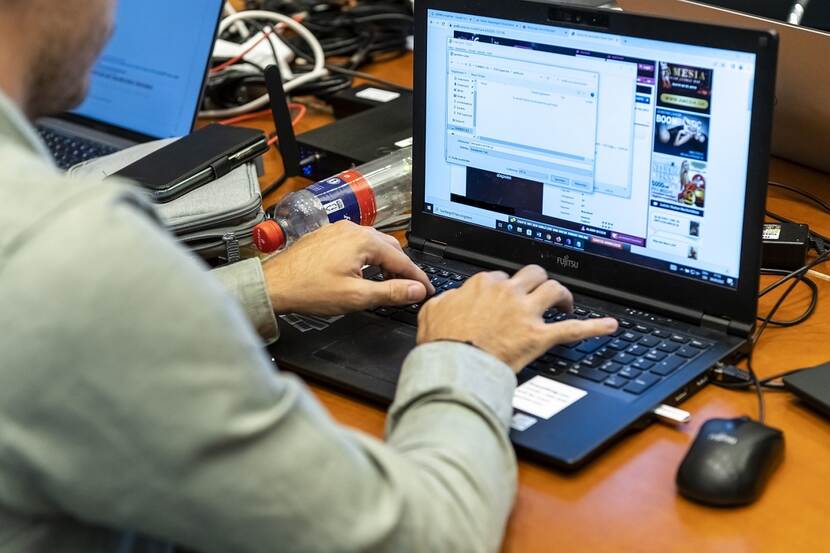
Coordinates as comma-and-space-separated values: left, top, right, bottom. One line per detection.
556, 255, 579, 270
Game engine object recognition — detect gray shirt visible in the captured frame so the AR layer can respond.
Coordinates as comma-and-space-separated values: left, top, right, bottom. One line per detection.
0, 91, 518, 553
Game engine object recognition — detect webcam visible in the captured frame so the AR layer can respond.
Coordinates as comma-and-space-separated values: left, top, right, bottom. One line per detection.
548, 6, 610, 29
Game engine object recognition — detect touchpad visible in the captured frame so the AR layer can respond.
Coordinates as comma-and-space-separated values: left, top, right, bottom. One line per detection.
313, 325, 416, 383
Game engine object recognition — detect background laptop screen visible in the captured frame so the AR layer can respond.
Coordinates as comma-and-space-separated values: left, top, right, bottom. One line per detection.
71, 0, 221, 138
423, 9, 758, 290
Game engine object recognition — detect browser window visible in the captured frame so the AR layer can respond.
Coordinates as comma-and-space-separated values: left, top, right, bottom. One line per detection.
424, 9, 758, 289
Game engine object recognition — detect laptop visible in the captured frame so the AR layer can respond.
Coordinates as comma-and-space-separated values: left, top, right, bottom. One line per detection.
37, 0, 224, 169
617, 0, 830, 174
270, 0, 778, 469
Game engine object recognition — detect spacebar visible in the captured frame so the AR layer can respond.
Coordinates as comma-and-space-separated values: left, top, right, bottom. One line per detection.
391, 311, 419, 326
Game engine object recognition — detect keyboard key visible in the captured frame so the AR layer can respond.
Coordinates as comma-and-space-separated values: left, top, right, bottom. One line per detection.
439, 270, 451, 278
595, 347, 616, 359
607, 339, 628, 351
657, 341, 680, 353
639, 335, 660, 347
429, 276, 446, 287
599, 361, 622, 373
451, 273, 465, 281
568, 365, 607, 382
624, 373, 661, 395
588, 312, 604, 319
614, 352, 636, 364
550, 347, 585, 362
618, 319, 634, 328
634, 324, 653, 334
631, 358, 654, 370
391, 311, 418, 326
373, 307, 396, 317
620, 331, 642, 342
645, 350, 667, 362
676, 346, 700, 359
690, 339, 712, 350
405, 303, 422, 313
576, 336, 611, 354
651, 356, 685, 376
619, 366, 641, 379
582, 356, 606, 368
604, 375, 628, 389
652, 329, 672, 338
670, 334, 690, 344
574, 307, 589, 316
627, 344, 649, 356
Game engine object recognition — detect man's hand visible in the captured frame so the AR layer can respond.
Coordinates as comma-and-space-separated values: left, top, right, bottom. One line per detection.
417, 265, 618, 372
262, 220, 434, 316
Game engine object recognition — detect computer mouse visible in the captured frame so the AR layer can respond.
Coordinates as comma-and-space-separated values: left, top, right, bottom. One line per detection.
676, 417, 784, 507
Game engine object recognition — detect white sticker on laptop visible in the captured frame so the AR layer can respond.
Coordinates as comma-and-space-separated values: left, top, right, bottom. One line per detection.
513, 376, 587, 420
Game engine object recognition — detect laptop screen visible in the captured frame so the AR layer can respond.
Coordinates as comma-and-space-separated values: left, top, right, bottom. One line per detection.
423, 9, 758, 290
71, 0, 222, 139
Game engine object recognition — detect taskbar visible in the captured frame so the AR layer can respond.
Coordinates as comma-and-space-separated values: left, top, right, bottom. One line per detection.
494, 216, 737, 289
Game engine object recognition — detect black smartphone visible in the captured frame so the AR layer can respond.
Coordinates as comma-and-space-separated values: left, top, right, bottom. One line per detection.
112, 124, 269, 203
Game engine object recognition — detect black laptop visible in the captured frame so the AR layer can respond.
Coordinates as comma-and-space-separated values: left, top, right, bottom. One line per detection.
36, 0, 224, 169
270, 0, 778, 469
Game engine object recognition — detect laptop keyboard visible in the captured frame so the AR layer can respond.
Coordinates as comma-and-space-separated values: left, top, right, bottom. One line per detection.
38, 127, 118, 169
366, 262, 713, 397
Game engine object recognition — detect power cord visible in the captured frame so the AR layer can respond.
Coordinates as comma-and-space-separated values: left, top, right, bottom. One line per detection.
201, 10, 328, 118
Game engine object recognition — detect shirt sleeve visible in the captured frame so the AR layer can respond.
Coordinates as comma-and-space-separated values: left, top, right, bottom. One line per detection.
211, 258, 279, 345
0, 185, 518, 553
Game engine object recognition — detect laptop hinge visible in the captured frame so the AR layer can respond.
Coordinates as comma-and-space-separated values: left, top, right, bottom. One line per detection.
423, 239, 448, 259
701, 313, 731, 334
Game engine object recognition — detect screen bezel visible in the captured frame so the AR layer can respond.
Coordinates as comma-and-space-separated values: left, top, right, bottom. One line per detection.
59, 0, 226, 142
412, 0, 777, 330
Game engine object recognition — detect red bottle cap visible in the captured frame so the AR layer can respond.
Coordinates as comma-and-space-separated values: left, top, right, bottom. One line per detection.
253, 220, 285, 253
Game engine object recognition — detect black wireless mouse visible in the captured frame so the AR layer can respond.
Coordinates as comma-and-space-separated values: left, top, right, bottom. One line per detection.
676, 417, 784, 506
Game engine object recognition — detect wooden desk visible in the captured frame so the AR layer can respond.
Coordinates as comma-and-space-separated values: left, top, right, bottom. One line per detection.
211, 52, 830, 553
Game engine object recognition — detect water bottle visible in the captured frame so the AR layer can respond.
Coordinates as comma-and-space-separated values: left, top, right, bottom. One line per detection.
253, 146, 412, 253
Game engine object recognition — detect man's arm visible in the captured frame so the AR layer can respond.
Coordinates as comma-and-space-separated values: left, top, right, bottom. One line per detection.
211, 258, 280, 345
0, 191, 517, 553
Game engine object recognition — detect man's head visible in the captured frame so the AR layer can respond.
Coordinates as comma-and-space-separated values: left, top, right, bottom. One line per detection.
0, 0, 116, 118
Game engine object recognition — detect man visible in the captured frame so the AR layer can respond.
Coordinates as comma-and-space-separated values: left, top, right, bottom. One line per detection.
0, 1, 617, 552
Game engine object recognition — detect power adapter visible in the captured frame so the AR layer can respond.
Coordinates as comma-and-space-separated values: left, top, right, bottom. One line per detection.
762, 222, 809, 271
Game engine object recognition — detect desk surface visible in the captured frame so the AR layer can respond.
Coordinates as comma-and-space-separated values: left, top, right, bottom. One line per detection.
214, 51, 830, 553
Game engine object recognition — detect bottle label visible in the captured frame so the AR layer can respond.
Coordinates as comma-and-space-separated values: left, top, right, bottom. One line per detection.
307, 169, 378, 226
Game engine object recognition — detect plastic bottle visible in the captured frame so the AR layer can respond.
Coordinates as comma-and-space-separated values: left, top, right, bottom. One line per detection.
253, 146, 412, 253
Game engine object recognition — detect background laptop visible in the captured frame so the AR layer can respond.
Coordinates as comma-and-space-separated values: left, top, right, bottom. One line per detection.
37, 0, 224, 169
617, 0, 830, 174
271, 0, 778, 468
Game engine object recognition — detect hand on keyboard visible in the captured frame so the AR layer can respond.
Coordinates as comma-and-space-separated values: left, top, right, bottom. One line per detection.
263, 221, 434, 316
416, 265, 618, 372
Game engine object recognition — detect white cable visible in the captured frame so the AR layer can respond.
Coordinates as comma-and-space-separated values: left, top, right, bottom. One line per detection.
201, 10, 328, 119
223, 2, 251, 40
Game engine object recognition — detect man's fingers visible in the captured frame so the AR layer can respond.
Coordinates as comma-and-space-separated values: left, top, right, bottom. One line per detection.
527, 279, 574, 315
510, 265, 549, 293
351, 278, 428, 309
544, 318, 618, 346
376, 230, 405, 252
363, 237, 435, 294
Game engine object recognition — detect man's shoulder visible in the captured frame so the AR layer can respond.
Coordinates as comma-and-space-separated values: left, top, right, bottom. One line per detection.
0, 140, 155, 258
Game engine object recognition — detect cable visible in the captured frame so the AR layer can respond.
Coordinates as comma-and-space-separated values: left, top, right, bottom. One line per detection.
200, 10, 328, 119
260, 153, 319, 199
757, 271, 818, 327
280, 37, 412, 91
224, 1, 251, 39
768, 180, 830, 214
